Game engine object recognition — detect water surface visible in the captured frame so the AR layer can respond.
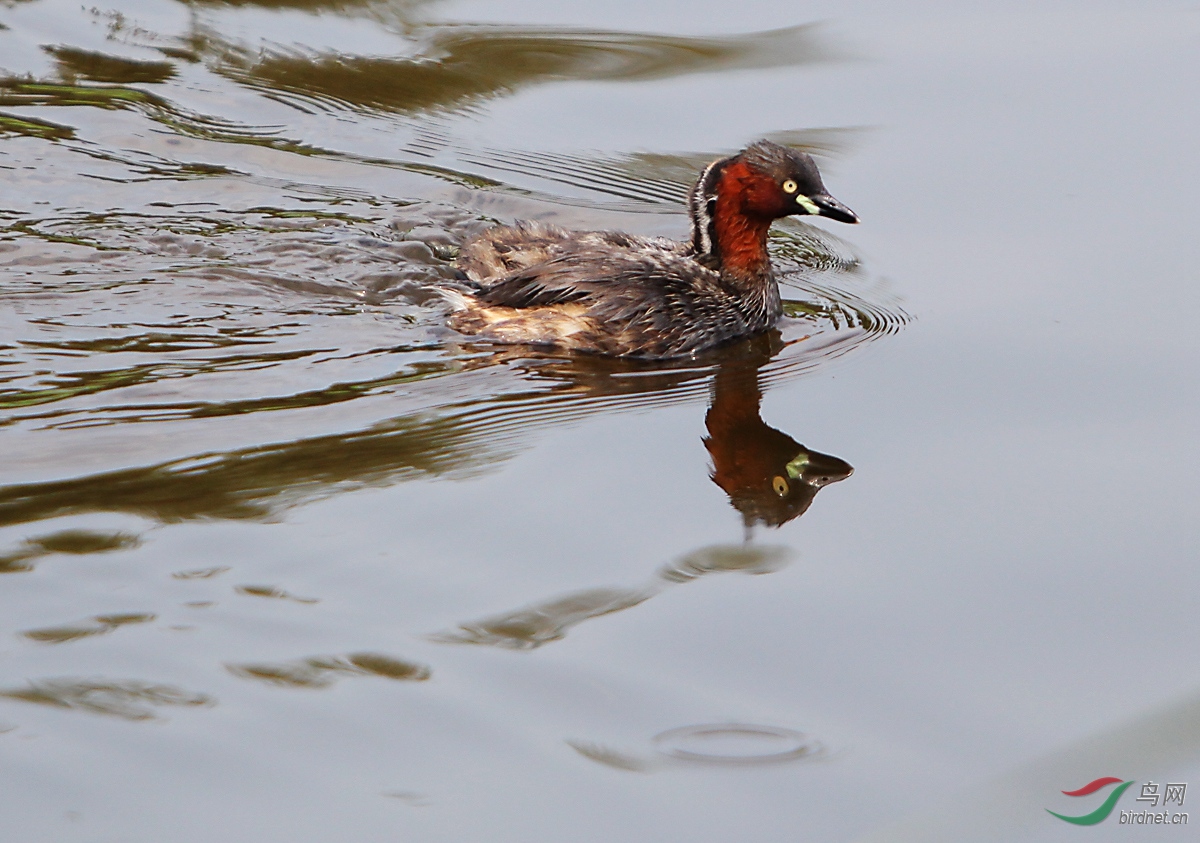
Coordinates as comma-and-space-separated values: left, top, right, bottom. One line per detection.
1, 1, 1198, 841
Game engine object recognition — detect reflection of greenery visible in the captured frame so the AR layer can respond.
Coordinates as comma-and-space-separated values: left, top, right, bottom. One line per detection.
206, 23, 830, 115
22, 612, 155, 644
0, 348, 324, 410
659, 544, 792, 583
0, 331, 699, 525
432, 544, 796, 650
0, 320, 880, 530
431, 587, 655, 649
227, 652, 430, 688
0, 74, 860, 209
0, 75, 856, 211
0, 346, 710, 527
0, 11, 857, 208
0, 112, 74, 139
2, 81, 156, 106
0, 74, 513, 195
0, 77, 329, 159
235, 584, 318, 602
2, 337, 466, 425
0, 529, 140, 574
0, 402, 517, 524
186, 0, 433, 12
0, 678, 213, 720
45, 46, 176, 85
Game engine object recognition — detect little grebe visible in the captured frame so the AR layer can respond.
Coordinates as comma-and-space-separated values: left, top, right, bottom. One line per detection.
446, 140, 857, 358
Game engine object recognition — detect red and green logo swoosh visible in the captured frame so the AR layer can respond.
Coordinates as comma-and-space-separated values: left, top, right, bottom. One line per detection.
1047, 777, 1134, 825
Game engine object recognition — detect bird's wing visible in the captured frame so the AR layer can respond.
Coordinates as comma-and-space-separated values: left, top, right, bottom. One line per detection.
476, 245, 716, 311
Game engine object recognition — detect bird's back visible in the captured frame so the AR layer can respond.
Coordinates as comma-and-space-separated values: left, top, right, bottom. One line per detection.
450, 221, 768, 357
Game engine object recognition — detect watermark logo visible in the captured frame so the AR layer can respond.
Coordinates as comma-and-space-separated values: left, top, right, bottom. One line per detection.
1047, 777, 1134, 825
1047, 778, 1188, 826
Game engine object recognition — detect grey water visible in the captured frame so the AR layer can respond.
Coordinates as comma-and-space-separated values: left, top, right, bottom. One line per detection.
1, 0, 1197, 840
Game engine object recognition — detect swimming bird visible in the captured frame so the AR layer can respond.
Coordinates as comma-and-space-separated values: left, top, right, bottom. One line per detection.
446, 140, 857, 358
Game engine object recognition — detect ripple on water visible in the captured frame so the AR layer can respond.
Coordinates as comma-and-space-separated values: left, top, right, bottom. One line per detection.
0, 6, 905, 834
171, 565, 231, 580
1, 13, 907, 532
207, 23, 836, 117
567, 722, 828, 773
653, 723, 827, 765
0, 268, 897, 528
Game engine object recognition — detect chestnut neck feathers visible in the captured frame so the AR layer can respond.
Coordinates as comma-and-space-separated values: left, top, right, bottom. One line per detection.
687, 140, 840, 285
686, 147, 783, 321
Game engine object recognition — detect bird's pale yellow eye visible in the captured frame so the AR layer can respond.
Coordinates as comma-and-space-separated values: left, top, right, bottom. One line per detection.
782, 180, 798, 194
772, 476, 789, 497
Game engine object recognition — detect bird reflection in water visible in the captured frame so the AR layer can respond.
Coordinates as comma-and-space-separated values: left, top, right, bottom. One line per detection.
702, 339, 853, 538
433, 335, 853, 649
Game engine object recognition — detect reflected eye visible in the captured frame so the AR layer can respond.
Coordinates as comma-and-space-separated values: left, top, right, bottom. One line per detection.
782, 180, 798, 194
772, 476, 789, 497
